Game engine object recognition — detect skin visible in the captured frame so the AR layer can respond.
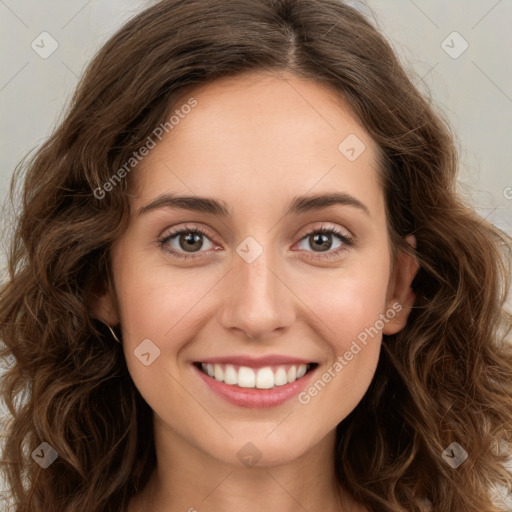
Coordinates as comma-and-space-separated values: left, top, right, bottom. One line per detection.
94, 69, 419, 512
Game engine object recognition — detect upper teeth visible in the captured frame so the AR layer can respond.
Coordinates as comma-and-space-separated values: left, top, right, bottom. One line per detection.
201, 363, 309, 389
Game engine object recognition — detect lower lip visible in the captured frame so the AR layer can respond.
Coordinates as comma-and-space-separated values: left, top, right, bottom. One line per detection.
194, 364, 317, 408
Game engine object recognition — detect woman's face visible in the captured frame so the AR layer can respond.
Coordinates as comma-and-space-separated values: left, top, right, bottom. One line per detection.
96, 70, 417, 467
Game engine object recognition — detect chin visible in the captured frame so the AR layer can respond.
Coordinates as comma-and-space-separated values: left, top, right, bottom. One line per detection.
204, 428, 322, 468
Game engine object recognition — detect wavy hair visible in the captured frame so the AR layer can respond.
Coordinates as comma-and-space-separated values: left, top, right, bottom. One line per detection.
1, 0, 512, 510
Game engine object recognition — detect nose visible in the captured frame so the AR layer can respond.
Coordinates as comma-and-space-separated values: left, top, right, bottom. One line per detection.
217, 241, 297, 341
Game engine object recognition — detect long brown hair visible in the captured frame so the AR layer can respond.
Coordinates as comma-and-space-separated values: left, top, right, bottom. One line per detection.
1, 1, 512, 510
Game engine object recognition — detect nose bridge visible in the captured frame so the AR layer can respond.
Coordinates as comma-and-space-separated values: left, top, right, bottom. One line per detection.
218, 234, 296, 339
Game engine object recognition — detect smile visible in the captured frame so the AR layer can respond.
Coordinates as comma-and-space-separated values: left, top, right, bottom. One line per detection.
196, 362, 317, 389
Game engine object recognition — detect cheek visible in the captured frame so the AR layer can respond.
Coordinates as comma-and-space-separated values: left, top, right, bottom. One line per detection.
111, 258, 206, 415
111, 252, 226, 397
291, 261, 390, 416
293, 261, 391, 349
112, 246, 213, 342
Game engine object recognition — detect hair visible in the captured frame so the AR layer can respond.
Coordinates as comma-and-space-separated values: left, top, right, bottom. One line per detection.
1, 0, 512, 510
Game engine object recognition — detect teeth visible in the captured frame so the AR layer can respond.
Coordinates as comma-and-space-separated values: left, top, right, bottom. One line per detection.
296, 364, 307, 378
200, 363, 310, 389
255, 367, 274, 389
214, 364, 224, 381
238, 367, 255, 388
274, 367, 288, 386
224, 364, 238, 385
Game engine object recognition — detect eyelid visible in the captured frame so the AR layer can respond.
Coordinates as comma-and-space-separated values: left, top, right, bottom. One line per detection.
158, 222, 355, 261
158, 224, 219, 260
159, 223, 216, 243
297, 222, 353, 241
293, 223, 354, 261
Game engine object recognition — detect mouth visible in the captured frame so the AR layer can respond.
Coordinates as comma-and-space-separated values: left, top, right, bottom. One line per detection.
193, 361, 318, 390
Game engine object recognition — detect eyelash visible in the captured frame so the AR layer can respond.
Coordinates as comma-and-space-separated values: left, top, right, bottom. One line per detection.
157, 224, 354, 262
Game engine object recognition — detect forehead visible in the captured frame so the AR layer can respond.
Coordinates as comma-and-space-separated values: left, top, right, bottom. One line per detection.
131, 70, 384, 217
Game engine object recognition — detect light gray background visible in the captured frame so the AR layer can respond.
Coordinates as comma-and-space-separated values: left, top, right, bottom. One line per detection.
0, 0, 511, 507
1, 0, 511, 239
1, 0, 512, 242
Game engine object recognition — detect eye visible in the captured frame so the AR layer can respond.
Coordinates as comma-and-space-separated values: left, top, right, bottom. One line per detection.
158, 223, 354, 262
295, 225, 354, 261
158, 224, 218, 260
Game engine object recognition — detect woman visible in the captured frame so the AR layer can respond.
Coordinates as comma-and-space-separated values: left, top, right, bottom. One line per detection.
1, 1, 511, 511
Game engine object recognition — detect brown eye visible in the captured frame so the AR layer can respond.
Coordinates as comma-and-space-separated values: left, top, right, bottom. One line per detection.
305, 232, 338, 252
177, 232, 204, 252
296, 226, 354, 261
158, 225, 216, 259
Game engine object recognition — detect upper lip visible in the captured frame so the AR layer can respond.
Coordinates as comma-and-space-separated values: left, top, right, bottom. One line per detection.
195, 355, 316, 368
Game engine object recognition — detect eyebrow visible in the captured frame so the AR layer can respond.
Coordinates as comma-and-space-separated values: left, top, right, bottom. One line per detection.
138, 192, 370, 217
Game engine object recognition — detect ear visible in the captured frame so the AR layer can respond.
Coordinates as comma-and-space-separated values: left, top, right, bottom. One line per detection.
383, 235, 419, 335
89, 281, 120, 327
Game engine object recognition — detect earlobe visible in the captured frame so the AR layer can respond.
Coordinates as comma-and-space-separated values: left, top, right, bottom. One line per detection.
383, 235, 419, 335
